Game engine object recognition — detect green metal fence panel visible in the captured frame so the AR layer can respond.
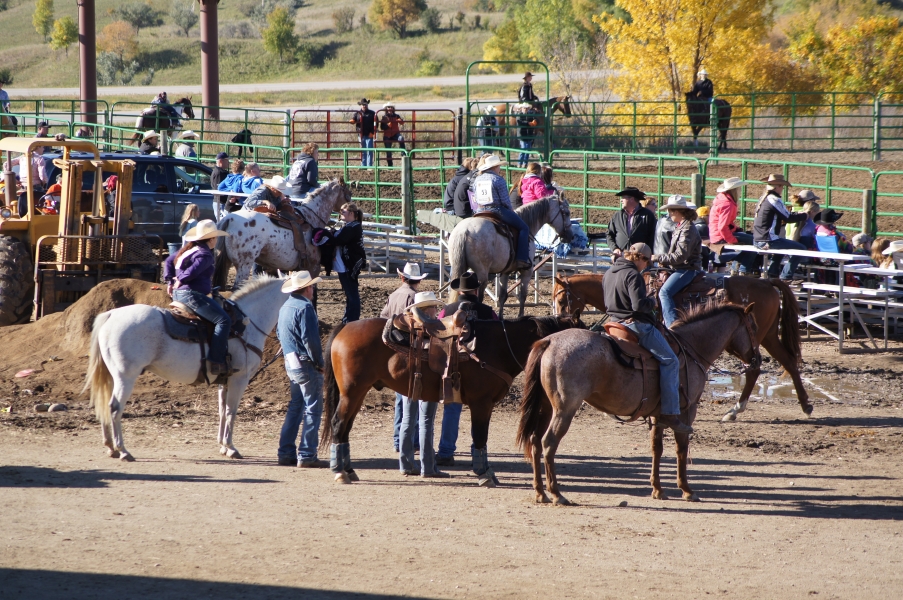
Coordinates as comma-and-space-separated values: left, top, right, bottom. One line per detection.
0, 112, 74, 137
548, 150, 702, 232
872, 171, 903, 239
7, 99, 110, 126
702, 157, 875, 236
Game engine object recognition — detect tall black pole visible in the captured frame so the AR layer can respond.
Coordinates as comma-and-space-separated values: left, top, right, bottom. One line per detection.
77, 0, 98, 124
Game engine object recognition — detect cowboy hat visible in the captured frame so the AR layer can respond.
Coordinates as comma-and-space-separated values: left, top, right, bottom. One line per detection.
451, 271, 480, 292
662, 194, 697, 210
699, 69, 708, 76
183, 219, 230, 242
814, 208, 844, 226
795, 189, 821, 203
406, 291, 443, 311
477, 154, 505, 172
180, 130, 199, 140
516, 102, 534, 110
37, 120, 51, 128
383, 102, 395, 109
764, 173, 792, 188
143, 131, 161, 141
281, 270, 323, 293
882, 240, 903, 255
485, 106, 498, 114
357, 98, 370, 105
615, 187, 646, 200
716, 177, 748, 193
397, 262, 428, 280
852, 233, 873, 247
265, 175, 288, 191
523, 72, 534, 79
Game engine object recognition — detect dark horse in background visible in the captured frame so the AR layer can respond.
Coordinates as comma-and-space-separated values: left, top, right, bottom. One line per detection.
685, 91, 731, 150
128, 97, 195, 145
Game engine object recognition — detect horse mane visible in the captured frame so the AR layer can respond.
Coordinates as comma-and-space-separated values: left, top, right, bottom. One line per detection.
671, 301, 746, 328
229, 273, 281, 302
516, 196, 551, 231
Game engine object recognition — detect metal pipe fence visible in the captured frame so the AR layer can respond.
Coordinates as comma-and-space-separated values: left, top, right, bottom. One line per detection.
872, 171, 903, 238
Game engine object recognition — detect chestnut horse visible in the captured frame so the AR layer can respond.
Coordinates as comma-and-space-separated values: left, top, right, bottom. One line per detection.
321, 315, 579, 486
490, 96, 572, 149
517, 303, 760, 505
552, 273, 809, 421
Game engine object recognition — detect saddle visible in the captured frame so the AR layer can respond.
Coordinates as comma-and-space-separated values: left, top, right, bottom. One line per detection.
663, 272, 727, 310
253, 201, 312, 269
473, 212, 516, 273
162, 296, 259, 385
382, 308, 479, 404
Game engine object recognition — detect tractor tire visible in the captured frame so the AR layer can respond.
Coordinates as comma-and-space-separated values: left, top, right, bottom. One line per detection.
0, 235, 35, 326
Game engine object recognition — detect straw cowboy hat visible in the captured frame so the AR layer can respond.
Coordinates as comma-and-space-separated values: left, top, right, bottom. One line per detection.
516, 102, 534, 110
662, 194, 697, 210
796, 189, 820, 202
143, 131, 161, 141
383, 102, 395, 109
281, 270, 323, 293
451, 271, 479, 292
179, 130, 199, 140
265, 175, 289, 191
814, 208, 844, 226
717, 177, 748, 193
397, 262, 428, 280
882, 240, 903, 255
184, 219, 229, 242
357, 98, 371, 106
699, 68, 708, 76
615, 186, 646, 200
764, 173, 792, 188
485, 106, 498, 114
477, 154, 505, 172
406, 291, 443, 311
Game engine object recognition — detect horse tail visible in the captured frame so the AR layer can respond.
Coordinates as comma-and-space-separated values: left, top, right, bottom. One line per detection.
82, 311, 114, 427
212, 217, 232, 289
448, 230, 467, 301
319, 322, 347, 450
771, 278, 802, 368
516, 339, 552, 460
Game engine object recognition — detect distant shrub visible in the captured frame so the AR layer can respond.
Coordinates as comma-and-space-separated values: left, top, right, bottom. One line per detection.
332, 7, 355, 33
220, 21, 258, 39
420, 7, 442, 33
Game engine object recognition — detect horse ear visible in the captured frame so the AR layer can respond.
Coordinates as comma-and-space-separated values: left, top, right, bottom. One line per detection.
744, 302, 756, 314
554, 276, 566, 287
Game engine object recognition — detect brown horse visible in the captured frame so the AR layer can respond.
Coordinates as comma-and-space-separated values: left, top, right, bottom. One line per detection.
321, 315, 579, 486
1, 114, 17, 139
128, 96, 195, 145
517, 303, 760, 505
491, 96, 572, 149
552, 273, 809, 421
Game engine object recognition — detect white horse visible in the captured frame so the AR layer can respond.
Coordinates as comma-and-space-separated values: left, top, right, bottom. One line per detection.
83, 274, 288, 461
448, 195, 573, 318
213, 178, 351, 289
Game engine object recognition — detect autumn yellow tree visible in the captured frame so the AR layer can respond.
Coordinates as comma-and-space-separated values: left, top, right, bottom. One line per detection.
98, 20, 139, 64
368, 0, 427, 38
596, 0, 783, 101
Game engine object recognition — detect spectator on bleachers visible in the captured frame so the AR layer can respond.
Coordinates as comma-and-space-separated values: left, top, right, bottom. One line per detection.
175, 131, 199, 158
443, 157, 476, 215
241, 162, 263, 194
218, 158, 245, 213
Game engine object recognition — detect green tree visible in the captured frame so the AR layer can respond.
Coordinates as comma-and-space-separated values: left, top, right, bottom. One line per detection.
33, 0, 54, 41
482, 19, 528, 71
169, 0, 199, 37
368, 0, 428, 39
262, 6, 298, 64
49, 16, 77, 56
113, 2, 161, 37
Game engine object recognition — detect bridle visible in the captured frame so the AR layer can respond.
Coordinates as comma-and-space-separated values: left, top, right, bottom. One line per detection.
554, 277, 584, 316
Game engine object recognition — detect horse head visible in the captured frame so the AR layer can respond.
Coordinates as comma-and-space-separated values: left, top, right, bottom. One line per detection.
552, 276, 583, 316
727, 303, 760, 372
549, 195, 573, 243
554, 95, 573, 117
176, 97, 195, 120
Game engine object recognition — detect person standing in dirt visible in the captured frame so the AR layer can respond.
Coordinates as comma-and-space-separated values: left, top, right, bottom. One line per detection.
276, 270, 328, 468
380, 262, 428, 453
606, 187, 657, 258
350, 99, 377, 167
210, 152, 229, 221
379, 102, 405, 167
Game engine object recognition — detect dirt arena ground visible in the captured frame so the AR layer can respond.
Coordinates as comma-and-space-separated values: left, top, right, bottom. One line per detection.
1, 274, 902, 599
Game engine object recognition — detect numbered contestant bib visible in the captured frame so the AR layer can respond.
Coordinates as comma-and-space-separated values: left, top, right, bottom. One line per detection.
475, 179, 494, 205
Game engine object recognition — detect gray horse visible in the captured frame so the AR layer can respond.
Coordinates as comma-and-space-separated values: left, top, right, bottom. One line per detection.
448, 195, 572, 318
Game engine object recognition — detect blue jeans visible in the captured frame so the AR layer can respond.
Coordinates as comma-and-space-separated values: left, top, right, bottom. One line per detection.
393, 392, 419, 452
625, 322, 680, 415
757, 238, 806, 279
337, 271, 361, 323
400, 398, 439, 475
728, 231, 757, 273
278, 362, 323, 462
659, 269, 699, 327
495, 207, 531, 263
518, 139, 533, 166
437, 402, 463, 458
360, 136, 374, 166
172, 288, 231, 364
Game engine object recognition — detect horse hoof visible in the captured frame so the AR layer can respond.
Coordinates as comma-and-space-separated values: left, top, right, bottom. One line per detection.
684, 492, 701, 502
219, 446, 228, 456
721, 412, 738, 422
346, 470, 360, 482
107, 449, 120, 459
120, 453, 135, 462
334, 472, 353, 484
478, 475, 497, 488
552, 495, 572, 506
652, 489, 666, 500
535, 494, 551, 504
226, 449, 243, 459
801, 403, 814, 416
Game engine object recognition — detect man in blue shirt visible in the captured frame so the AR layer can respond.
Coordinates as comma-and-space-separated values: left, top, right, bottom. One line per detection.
471, 154, 532, 270
277, 271, 327, 468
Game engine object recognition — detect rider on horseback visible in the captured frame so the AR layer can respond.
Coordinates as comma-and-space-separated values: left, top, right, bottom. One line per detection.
691, 69, 714, 102
651, 195, 703, 328
471, 154, 532, 271
518, 72, 541, 110
151, 92, 181, 126
163, 220, 233, 376
602, 242, 694, 435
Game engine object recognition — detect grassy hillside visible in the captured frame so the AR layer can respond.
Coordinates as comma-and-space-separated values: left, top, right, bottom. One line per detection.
0, 0, 500, 88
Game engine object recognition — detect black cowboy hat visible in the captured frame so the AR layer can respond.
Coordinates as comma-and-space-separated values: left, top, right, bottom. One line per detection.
523, 72, 534, 79
615, 187, 646, 200
357, 98, 370, 105
451, 271, 480, 292
814, 208, 844, 226
37, 121, 51, 128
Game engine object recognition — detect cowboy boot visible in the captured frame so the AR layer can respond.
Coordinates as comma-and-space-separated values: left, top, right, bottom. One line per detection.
656, 414, 694, 434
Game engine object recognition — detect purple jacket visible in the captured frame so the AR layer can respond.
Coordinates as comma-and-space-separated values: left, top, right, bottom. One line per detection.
163, 245, 215, 295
